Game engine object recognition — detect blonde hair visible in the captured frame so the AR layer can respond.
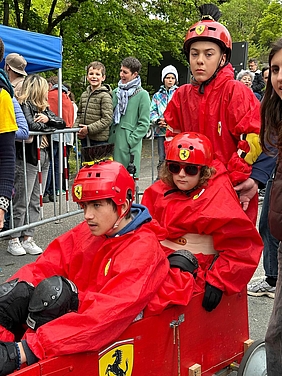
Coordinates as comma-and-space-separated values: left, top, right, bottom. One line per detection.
18, 74, 49, 111
159, 162, 216, 189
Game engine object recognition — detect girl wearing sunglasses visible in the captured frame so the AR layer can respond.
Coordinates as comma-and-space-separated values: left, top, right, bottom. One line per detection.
142, 132, 262, 314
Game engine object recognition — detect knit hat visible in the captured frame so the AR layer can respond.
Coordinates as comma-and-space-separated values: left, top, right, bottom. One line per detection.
5, 53, 27, 76
161, 65, 178, 82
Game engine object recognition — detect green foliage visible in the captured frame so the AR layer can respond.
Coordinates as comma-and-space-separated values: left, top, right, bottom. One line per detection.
220, 0, 270, 44
2, 0, 276, 98
258, 1, 282, 50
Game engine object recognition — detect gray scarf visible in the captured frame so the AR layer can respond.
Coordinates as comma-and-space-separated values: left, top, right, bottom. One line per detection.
113, 76, 141, 124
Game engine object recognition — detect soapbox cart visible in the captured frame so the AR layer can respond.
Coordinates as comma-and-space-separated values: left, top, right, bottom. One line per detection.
11, 289, 266, 376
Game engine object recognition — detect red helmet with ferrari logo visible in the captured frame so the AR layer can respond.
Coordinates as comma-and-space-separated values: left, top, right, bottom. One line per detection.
183, 4, 232, 62
166, 132, 213, 166
72, 160, 135, 206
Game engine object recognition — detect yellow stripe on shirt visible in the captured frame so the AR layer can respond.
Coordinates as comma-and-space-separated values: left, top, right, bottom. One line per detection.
0, 88, 18, 134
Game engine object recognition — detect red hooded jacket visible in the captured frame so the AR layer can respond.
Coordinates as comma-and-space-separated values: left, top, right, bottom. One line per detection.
142, 160, 263, 313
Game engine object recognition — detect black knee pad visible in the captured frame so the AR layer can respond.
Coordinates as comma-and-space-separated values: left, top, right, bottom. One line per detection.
26, 276, 79, 330
0, 279, 34, 332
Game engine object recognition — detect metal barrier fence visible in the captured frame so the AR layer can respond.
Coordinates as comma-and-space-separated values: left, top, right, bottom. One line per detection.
0, 126, 157, 240
0, 128, 82, 239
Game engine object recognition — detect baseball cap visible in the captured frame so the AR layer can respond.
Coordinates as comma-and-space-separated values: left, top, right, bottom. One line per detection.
5, 53, 27, 76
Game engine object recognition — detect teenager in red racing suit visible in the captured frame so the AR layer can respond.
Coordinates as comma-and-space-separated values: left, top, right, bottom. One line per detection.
164, 4, 275, 224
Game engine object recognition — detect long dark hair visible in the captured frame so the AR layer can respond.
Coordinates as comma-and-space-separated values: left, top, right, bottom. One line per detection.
260, 38, 282, 155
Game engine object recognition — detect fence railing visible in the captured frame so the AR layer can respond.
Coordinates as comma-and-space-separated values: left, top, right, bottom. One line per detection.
0, 128, 82, 239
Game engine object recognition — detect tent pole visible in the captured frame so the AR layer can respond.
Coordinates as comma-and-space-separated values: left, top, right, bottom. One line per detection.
58, 68, 63, 216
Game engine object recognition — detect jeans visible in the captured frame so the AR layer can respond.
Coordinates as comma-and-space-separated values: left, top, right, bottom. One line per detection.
11, 149, 49, 238
45, 141, 60, 195
157, 136, 165, 166
259, 175, 279, 280
265, 242, 282, 376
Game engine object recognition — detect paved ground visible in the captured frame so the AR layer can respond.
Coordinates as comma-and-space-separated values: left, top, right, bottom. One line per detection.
0, 138, 274, 343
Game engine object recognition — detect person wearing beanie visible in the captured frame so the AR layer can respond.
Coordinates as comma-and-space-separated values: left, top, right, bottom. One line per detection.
150, 65, 178, 178
4, 53, 27, 98
164, 3, 275, 225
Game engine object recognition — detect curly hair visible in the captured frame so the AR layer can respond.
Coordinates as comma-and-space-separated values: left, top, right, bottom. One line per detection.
159, 162, 216, 189
236, 69, 254, 82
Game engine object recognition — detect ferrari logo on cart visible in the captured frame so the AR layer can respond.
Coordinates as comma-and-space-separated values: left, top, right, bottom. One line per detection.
99, 340, 134, 376
179, 149, 190, 161
74, 185, 82, 200
195, 25, 206, 35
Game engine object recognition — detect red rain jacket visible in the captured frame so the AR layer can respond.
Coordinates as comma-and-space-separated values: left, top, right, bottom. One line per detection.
142, 160, 263, 309
164, 64, 261, 221
11, 218, 169, 359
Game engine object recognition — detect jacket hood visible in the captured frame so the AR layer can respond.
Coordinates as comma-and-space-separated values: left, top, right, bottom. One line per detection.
114, 203, 152, 236
112, 203, 167, 240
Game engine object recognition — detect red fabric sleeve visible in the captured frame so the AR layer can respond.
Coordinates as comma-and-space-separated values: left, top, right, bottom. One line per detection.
15, 222, 169, 359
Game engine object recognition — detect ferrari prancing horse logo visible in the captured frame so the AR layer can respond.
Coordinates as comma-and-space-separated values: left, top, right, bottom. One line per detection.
74, 185, 82, 200
99, 340, 134, 376
179, 149, 190, 161
195, 25, 206, 35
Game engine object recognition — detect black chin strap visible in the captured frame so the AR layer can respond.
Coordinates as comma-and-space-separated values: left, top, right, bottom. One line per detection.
198, 55, 228, 94
164, 185, 199, 198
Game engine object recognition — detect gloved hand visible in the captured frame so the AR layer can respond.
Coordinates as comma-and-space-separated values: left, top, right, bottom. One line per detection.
202, 283, 223, 312
0, 279, 34, 333
0, 342, 19, 376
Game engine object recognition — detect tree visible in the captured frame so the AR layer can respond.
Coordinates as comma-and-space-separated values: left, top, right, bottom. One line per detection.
220, 0, 269, 44
1, 0, 89, 34
258, 1, 282, 50
1, 0, 228, 97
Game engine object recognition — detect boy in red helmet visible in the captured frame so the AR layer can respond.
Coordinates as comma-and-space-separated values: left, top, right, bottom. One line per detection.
142, 132, 263, 313
164, 3, 275, 224
0, 160, 175, 375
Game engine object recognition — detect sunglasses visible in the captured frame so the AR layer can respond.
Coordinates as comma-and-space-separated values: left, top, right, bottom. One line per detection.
167, 162, 201, 176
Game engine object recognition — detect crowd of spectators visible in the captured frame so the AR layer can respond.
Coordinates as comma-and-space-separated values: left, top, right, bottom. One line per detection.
0, 5, 281, 375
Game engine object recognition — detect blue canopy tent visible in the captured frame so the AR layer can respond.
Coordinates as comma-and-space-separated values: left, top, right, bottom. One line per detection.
0, 25, 66, 203
0, 24, 62, 73
0, 24, 64, 117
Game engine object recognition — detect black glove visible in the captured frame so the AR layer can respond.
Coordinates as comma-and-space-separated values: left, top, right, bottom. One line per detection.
0, 342, 19, 376
0, 279, 34, 333
202, 283, 223, 312
21, 340, 38, 366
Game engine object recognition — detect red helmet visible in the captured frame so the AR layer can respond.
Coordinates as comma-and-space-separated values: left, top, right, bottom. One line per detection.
183, 19, 232, 62
72, 160, 135, 206
166, 132, 213, 166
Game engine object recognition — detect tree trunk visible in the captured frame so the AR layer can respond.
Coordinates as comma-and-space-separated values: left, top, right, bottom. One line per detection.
3, 1, 9, 25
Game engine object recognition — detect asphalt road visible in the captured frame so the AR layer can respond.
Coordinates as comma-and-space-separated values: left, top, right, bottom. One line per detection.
0, 138, 274, 344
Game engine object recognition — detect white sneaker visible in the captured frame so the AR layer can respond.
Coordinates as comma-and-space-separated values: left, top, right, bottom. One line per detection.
21, 237, 43, 255
247, 279, 276, 299
7, 238, 26, 256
